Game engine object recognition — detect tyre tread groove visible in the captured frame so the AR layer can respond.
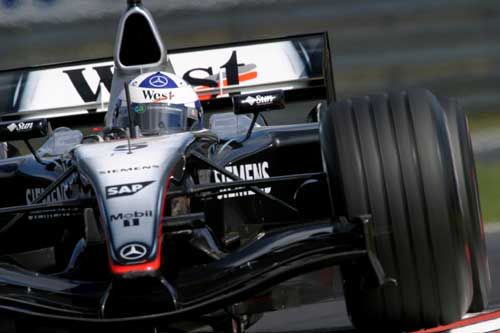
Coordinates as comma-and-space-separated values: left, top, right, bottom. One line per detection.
387, 93, 424, 325
405, 91, 442, 325
350, 97, 389, 320
369, 96, 401, 321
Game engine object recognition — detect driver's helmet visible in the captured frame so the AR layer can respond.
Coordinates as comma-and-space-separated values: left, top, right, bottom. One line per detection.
112, 71, 203, 136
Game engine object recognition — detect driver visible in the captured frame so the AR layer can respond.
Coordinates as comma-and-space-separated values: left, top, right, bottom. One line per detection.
111, 71, 203, 136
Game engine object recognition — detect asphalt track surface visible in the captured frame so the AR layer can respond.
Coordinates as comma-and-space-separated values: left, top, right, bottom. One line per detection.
248, 224, 500, 333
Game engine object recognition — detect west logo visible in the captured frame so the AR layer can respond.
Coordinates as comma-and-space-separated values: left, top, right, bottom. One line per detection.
106, 181, 154, 199
63, 65, 113, 103
142, 90, 175, 102
62, 52, 256, 105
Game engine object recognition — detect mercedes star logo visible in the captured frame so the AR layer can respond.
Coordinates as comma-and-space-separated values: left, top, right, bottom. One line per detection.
149, 75, 169, 88
120, 243, 148, 261
114, 143, 148, 151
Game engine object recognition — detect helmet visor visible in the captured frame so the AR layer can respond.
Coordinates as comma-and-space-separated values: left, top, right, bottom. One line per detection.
114, 101, 202, 135
132, 103, 187, 135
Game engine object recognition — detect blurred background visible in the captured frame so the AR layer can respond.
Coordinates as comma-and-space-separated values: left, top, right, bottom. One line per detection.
0, 0, 500, 222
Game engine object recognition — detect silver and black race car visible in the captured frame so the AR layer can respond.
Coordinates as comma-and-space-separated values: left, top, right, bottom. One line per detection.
0, 1, 490, 332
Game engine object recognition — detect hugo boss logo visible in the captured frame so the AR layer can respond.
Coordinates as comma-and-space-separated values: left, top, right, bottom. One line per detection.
105, 181, 155, 199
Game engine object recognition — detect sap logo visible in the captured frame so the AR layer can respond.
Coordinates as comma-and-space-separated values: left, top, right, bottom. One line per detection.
213, 161, 271, 199
142, 90, 175, 102
110, 210, 153, 227
242, 95, 276, 106
98, 165, 160, 175
106, 181, 154, 199
7, 122, 33, 133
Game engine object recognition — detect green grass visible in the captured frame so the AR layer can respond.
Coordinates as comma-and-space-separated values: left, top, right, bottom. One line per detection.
476, 163, 500, 223
467, 112, 500, 223
468, 112, 500, 133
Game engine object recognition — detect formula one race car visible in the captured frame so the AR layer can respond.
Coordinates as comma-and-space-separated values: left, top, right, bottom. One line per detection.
0, 1, 490, 332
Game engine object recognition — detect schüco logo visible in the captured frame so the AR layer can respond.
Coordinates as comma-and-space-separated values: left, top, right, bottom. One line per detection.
7, 122, 33, 133
106, 181, 154, 199
242, 95, 277, 106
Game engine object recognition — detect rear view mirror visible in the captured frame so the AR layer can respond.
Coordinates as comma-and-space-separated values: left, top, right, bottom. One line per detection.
38, 127, 83, 157
0, 119, 49, 142
233, 90, 285, 115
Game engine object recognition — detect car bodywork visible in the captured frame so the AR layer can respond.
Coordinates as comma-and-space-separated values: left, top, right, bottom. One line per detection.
0, 1, 383, 330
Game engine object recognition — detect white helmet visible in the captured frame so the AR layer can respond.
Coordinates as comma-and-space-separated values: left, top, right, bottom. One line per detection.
112, 71, 203, 135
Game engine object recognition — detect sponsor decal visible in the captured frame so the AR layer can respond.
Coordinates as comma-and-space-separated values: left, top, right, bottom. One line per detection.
138, 72, 177, 89
148, 74, 169, 88
213, 161, 271, 199
134, 104, 145, 113
106, 181, 154, 199
61, 51, 256, 105
6, 123, 17, 132
99, 165, 160, 175
233, 90, 284, 114
25, 183, 80, 220
7, 122, 33, 133
119, 243, 148, 261
110, 210, 153, 227
63, 65, 113, 103
183, 50, 258, 101
241, 94, 276, 106
26, 186, 69, 205
141, 89, 175, 102
114, 143, 147, 151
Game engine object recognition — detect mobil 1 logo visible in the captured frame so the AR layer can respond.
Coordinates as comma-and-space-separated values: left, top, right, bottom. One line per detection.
105, 181, 154, 199
109, 210, 153, 227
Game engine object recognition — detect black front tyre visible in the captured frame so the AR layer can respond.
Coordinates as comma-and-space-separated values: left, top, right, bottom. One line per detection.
319, 88, 474, 331
441, 97, 490, 312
